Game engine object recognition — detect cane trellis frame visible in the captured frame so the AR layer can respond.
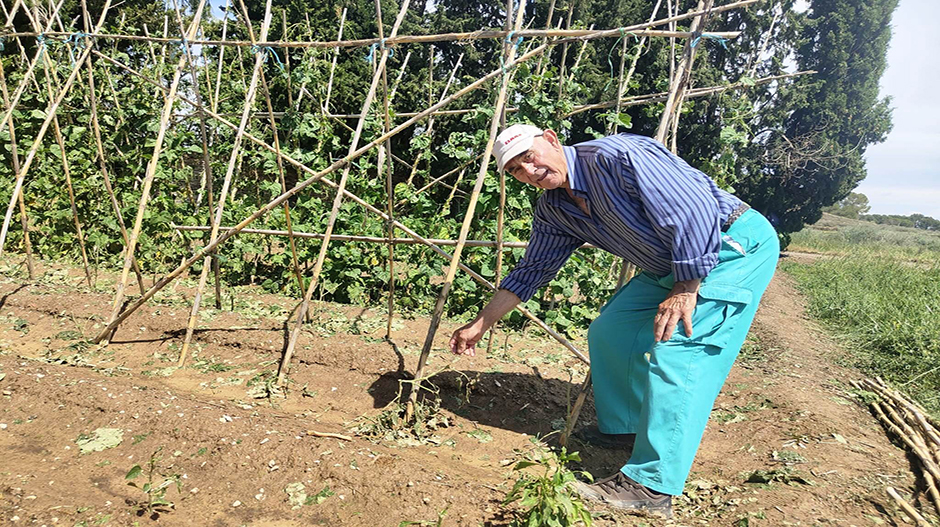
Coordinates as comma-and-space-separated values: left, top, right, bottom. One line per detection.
0, 0, 810, 435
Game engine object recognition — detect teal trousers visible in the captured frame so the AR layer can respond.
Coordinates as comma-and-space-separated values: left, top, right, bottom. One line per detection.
587, 209, 779, 495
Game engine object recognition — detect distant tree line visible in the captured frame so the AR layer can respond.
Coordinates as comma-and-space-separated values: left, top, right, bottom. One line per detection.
861, 213, 940, 231
824, 193, 940, 231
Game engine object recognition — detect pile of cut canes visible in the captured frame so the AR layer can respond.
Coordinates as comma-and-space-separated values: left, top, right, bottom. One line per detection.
850, 377, 940, 526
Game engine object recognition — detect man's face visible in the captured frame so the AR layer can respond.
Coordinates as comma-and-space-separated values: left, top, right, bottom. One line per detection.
503, 130, 568, 190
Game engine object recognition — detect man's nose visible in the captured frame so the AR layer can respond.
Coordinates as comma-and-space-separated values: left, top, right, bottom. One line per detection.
519, 162, 537, 178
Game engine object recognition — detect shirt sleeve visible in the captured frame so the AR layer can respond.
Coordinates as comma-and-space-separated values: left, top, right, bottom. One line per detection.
499, 199, 583, 302
621, 139, 721, 281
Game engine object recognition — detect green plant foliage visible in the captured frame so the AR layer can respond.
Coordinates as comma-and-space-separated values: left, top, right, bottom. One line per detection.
125, 447, 183, 518
0, 0, 898, 336
503, 446, 593, 526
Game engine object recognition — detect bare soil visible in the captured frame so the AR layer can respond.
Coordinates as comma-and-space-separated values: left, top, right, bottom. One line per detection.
0, 256, 935, 526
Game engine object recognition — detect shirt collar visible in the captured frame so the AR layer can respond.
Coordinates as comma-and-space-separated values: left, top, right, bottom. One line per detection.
563, 145, 587, 197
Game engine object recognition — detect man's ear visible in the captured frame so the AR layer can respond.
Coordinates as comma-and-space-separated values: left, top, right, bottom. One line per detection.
542, 129, 561, 150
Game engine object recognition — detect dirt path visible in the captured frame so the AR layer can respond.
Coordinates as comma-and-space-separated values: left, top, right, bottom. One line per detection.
0, 259, 931, 526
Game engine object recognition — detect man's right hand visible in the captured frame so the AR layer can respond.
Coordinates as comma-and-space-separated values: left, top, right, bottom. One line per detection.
450, 320, 486, 356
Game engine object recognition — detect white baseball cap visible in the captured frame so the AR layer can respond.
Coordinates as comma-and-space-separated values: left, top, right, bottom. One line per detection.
493, 124, 543, 171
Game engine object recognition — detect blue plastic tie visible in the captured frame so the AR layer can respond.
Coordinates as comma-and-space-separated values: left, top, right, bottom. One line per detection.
251, 44, 285, 71
64, 32, 90, 65
36, 33, 47, 56
365, 38, 394, 64
690, 33, 728, 50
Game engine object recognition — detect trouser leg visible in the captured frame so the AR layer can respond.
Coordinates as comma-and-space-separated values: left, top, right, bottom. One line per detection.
587, 272, 665, 435
590, 210, 779, 495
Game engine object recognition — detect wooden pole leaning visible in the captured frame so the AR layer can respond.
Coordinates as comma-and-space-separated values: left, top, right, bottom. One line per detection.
0, 58, 36, 278
655, 0, 714, 146
255, 39, 307, 309
100, 0, 207, 344
322, 7, 347, 112
84, 51, 147, 295
405, 0, 529, 422
177, 0, 274, 367
0, 0, 109, 258
170, 0, 222, 309
89, 39, 555, 345
275, 0, 414, 386
372, 0, 397, 339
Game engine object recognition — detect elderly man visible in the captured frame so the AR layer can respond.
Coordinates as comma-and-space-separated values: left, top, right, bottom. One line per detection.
449, 124, 779, 518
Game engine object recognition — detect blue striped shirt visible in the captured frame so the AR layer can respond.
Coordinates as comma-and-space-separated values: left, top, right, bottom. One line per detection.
500, 133, 745, 302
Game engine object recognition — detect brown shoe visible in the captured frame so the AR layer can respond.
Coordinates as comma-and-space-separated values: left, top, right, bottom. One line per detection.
574, 425, 636, 450
573, 472, 673, 518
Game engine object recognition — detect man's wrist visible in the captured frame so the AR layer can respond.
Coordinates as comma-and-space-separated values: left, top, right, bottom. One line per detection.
671, 278, 701, 294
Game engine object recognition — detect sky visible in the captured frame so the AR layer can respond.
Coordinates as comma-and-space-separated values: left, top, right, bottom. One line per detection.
855, 0, 940, 218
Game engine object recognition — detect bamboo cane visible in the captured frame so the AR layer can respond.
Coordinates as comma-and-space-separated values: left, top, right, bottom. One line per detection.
172, 225, 604, 249
177, 0, 273, 367
213, 0, 231, 114
373, 0, 396, 339
101, 0, 206, 344
413, 154, 483, 196
324, 70, 814, 120
281, 9, 292, 108
534, 0, 557, 78
84, 49, 147, 295
873, 402, 940, 484
0, 0, 109, 258
485, 0, 516, 358
12, 25, 747, 50
556, 0, 575, 100
89, 38, 557, 344
405, 0, 530, 422
389, 50, 411, 101
656, 0, 714, 145
276, 0, 414, 386
886, 487, 932, 527
322, 6, 346, 112
29, 3, 94, 288
0, 57, 35, 278
0, 0, 68, 143
171, 0, 224, 309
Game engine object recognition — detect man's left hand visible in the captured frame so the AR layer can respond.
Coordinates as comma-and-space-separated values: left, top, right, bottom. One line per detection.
653, 279, 700, 342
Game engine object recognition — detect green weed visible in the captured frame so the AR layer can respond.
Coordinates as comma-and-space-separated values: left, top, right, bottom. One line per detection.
125, 447, 182, 519
503, 445, 593, 526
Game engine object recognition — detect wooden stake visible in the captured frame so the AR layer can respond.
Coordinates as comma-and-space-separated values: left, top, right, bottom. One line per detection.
213, 0, 232, 114
276, 0, 414, 386
84, 50, 147, 295
100, 0, 207, 344
322, 6, 346, 112
406, 0, 530, 422
886, 487, 932, 527
177, 0, 274, 367
373, 0, 396, 339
